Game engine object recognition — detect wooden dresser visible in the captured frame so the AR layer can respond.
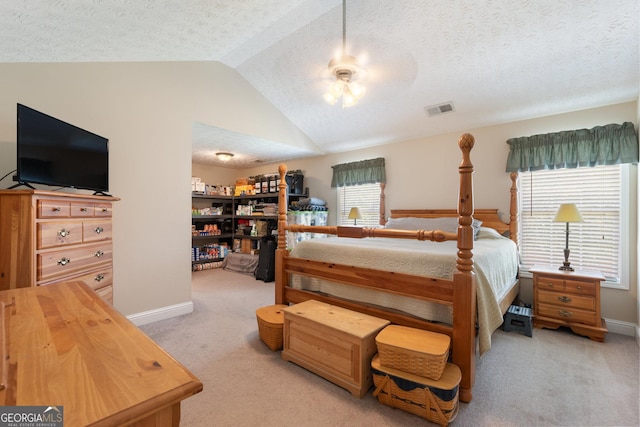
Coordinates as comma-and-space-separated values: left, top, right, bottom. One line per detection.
0, 281, 202, 426
0, 190, 118, 304
530, 265, 607, 342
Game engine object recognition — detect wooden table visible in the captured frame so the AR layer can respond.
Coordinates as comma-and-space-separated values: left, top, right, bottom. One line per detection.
0, 281, 202, 426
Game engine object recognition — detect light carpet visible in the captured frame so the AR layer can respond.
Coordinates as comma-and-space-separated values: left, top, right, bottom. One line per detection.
139, 269, 640, 427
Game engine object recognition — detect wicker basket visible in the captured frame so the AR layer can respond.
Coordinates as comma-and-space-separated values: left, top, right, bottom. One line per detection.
256, 304, 288, 351
375, 325, 450, 380
371, 355, 460, 426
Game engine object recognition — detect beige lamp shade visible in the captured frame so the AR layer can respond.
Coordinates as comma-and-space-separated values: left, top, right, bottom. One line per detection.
553, 203, 583, 223
348, 207, 362, 225
348, 207, 362, 220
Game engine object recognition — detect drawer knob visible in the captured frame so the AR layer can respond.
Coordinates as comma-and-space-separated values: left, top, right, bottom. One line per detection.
94, 226, 104, 234
101, 208, 108, 212
559, 310, 573, 318
57, 257, 71, 266
57, 228, 70, 238
546, 282, 554, 288
576, 285, 582, 291
51, 207, 61, 212
80, 207, 88, 212
95, 274, 105, 282
558, 295, 572, 303
94, 250, 104, 258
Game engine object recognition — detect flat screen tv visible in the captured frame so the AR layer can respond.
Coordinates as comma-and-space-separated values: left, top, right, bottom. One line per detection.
15, 104, 109, 194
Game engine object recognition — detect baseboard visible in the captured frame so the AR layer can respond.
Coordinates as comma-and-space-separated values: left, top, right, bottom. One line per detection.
604, 317, 638, 338
127, 301, 194, 326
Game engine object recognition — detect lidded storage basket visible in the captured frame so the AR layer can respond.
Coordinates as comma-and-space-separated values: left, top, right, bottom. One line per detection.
375, 325, 450, 380
256, 304, 288, 350
371, 354, 460, 426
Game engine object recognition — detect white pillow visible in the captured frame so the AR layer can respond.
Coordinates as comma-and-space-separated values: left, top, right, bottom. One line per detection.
385, 217, 458, 233
476, 226, 505, 239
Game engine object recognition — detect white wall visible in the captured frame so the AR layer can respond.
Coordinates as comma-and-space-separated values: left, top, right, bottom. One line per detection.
0, 61, 314, 318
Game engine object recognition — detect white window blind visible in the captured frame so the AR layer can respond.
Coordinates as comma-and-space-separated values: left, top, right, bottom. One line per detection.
518, 165, 622, 283
337, 184, 381, 227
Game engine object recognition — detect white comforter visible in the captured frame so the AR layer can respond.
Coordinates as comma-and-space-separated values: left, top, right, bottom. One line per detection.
289, 227, 519, 354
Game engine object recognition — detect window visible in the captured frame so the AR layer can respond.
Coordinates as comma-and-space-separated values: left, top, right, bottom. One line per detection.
518, 164, 630, 288
337, 183, 381, 227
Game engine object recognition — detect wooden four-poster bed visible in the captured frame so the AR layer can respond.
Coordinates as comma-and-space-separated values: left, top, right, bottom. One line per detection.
274, 133, 520, 402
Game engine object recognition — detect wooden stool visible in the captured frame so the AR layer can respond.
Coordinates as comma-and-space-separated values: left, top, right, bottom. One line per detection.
256, 304, 288, 350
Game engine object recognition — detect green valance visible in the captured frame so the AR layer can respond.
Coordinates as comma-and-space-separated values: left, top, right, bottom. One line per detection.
506, 122, 638, 172
331, 157, 386, 187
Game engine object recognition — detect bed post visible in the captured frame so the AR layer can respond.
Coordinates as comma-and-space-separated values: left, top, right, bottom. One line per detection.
275, 164, 288, 305
454, 133, 476, 403
509, 172, 518, 244
379, 182, 386, 225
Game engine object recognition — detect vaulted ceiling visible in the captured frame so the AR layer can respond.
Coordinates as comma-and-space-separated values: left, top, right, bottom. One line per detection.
1, 0, 638, 168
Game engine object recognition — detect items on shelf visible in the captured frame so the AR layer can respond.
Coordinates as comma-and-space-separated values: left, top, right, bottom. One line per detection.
192, 177, 234, 196
192, 224, 222, 236
192, 243, 229, 262
192, 206, 224, 216
290, 197, 327, 211
192, 260, 224, 271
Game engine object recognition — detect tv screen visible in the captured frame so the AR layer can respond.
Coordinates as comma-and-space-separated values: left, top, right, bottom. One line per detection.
15, 104, 109, 194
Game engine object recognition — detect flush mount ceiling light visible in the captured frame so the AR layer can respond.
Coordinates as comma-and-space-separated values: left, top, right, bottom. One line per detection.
216, 152, 234, 162
323, 0, 366, 108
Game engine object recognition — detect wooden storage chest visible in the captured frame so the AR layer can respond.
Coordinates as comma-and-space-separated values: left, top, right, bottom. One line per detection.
282, 300, 390, 398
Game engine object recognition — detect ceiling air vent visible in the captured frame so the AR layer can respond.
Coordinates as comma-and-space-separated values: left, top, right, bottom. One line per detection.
424, 102, 455, 117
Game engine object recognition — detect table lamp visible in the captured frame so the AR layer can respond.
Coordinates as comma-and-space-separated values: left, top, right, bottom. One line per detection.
348, 207, 362, 225
553, 203, 583, 271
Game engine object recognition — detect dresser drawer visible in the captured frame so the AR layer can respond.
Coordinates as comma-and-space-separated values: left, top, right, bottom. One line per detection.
537, 303, 597, 326
73, 267, 113, 291
37, 222, 83, 249
37, 243, 112, 283
94, 203, 113, 217
83, 221, 112, 243
38, 200, 71, 218
71, 201, 96, 217
537, 289, 596, 311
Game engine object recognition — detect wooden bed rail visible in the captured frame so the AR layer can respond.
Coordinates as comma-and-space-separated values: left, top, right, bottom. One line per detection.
285, 224, 457, 242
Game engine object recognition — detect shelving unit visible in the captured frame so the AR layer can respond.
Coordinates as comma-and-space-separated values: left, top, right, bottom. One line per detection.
191, 189, 319, 271
191, 194, 234, 270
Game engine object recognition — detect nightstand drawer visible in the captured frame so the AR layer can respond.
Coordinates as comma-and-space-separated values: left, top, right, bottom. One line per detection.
536, 276, 564, 291
564, 279, 595, 296
537, 290, 595, 311
537, 303, 597, 326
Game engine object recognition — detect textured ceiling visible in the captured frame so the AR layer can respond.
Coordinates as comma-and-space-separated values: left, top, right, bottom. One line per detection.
1, 0, 638, 168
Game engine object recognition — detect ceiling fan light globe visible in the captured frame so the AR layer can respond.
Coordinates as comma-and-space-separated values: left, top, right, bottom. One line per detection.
323, 92, 337, 105
330, 80, 345, 97
350, 82, 365, 98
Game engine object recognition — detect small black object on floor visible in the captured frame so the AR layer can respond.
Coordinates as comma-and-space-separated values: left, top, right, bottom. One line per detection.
255, 235, 276, 282
502, 305, 533, 337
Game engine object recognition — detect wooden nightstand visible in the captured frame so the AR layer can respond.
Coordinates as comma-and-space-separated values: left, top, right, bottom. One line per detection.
530, 265, 607, 342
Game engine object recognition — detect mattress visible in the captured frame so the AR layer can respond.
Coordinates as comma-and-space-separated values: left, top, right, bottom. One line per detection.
288, 227, 519, 354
